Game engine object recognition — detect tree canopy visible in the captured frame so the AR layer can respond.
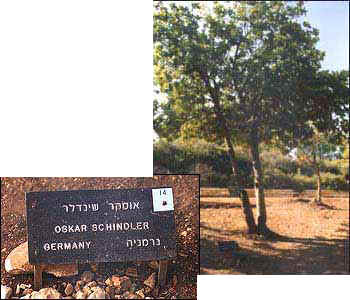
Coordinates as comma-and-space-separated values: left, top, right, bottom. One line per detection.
154, 1, 325, 147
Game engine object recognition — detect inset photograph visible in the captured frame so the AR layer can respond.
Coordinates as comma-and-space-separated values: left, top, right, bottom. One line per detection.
153, 1, 349, 276
1, 176, 199, 299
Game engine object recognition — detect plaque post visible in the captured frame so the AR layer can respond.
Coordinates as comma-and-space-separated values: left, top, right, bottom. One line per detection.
158, 260, 168, 287
34, 264, 44, 290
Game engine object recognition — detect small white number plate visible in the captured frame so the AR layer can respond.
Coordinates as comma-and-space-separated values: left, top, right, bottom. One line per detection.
152, 188, 174, 212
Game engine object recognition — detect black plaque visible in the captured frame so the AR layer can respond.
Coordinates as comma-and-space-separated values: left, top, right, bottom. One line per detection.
26, 187, 176, 265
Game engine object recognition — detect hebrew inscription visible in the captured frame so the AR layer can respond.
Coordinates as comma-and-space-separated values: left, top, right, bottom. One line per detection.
26, 188, 176, 265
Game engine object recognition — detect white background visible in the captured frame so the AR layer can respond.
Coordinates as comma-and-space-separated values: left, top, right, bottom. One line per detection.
0, 0, 152, 177
0, 1, 348, 299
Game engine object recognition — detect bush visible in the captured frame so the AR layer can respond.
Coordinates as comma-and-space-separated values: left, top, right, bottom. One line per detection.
153, 139, 348, 190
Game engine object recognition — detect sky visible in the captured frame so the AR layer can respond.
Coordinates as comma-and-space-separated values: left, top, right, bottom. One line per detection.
302, 1, 349, 71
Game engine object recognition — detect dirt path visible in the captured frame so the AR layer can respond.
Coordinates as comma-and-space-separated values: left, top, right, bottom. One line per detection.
200, 195, 349, 275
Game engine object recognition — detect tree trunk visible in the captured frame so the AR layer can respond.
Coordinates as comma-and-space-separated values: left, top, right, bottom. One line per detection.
225, 135, 257, 234
249, 133, 268, 235
312, 146, 322, 204
314, 164, 322, 203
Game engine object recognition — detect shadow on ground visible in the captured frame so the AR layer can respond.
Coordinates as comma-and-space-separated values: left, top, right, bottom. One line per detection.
200, 223, 349, 275
200, 203, 256, 209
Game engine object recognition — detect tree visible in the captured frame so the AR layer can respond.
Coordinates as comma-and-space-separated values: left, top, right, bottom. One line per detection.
154, 1, 324, 234
295, 69, 349, 202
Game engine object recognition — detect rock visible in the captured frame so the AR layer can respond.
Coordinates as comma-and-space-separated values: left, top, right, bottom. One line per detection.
36, 288, 62, 299
105, 286, 115, 299
143, 287, 152, 295
19, 284, 31, 290
16, 284, 21, 295
64, 283, 73, 296
5, 242, 77, 277
82, 286, 92, 297
120, 276, 132, 292
144, 273, 156, 290
29, 291, 40, 299
22, 288, 33, 296
114, 286, 122, 295
75, 280, 85, 292
127, 293, 141, 299
87, 287, 106, 299
5, 242, 32, 274
105, 277, 113, 286
1, 285, 12, 299
111, 275, 121, 288
90, 286, 99, 292
148, 261, 158, 270
86, 281, 97, 288
44, 264, 78, 277
136, 289, 145, 298
126, 267, 138, 278
81, 271, 94, 283
75, 290, 87, 299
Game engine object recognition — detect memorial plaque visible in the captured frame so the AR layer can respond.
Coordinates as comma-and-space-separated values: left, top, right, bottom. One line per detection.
26, 187, 176, 265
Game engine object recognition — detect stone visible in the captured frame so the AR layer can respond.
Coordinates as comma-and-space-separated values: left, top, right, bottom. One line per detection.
75, 280, 85, 292
36, 288, 62, 299
105, 286, 115, 299
81, 271, 94, 283
5, 242, 77, 277
22, 289, 33, 296
64, 283, 73, 296
5, 242, 33, 274
105, 277, 113, 286
144, 273, 156, 290
87, 287, 106, 299
126, 267, 138, 278
29, 291, 40, 299
114, 286, 122, 295
16, 284, 21, 295
136, 289, 145, 298
44, 264, 78, 277
86, 281, 97, 289
127, 293, 141, 299
19, 284, 31, 290
82, 286, 92, 297
75, 290, 87, 299
148, 261, 158, 270
111, 275, 122, 288
143, 287, 152, 295
120, 276, 132, 292
1, 285, 12, 299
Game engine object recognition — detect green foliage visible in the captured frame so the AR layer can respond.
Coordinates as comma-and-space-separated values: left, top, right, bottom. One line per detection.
154, 139, 349, 190
154, 1, 325, 146
154, 139, 254, 186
